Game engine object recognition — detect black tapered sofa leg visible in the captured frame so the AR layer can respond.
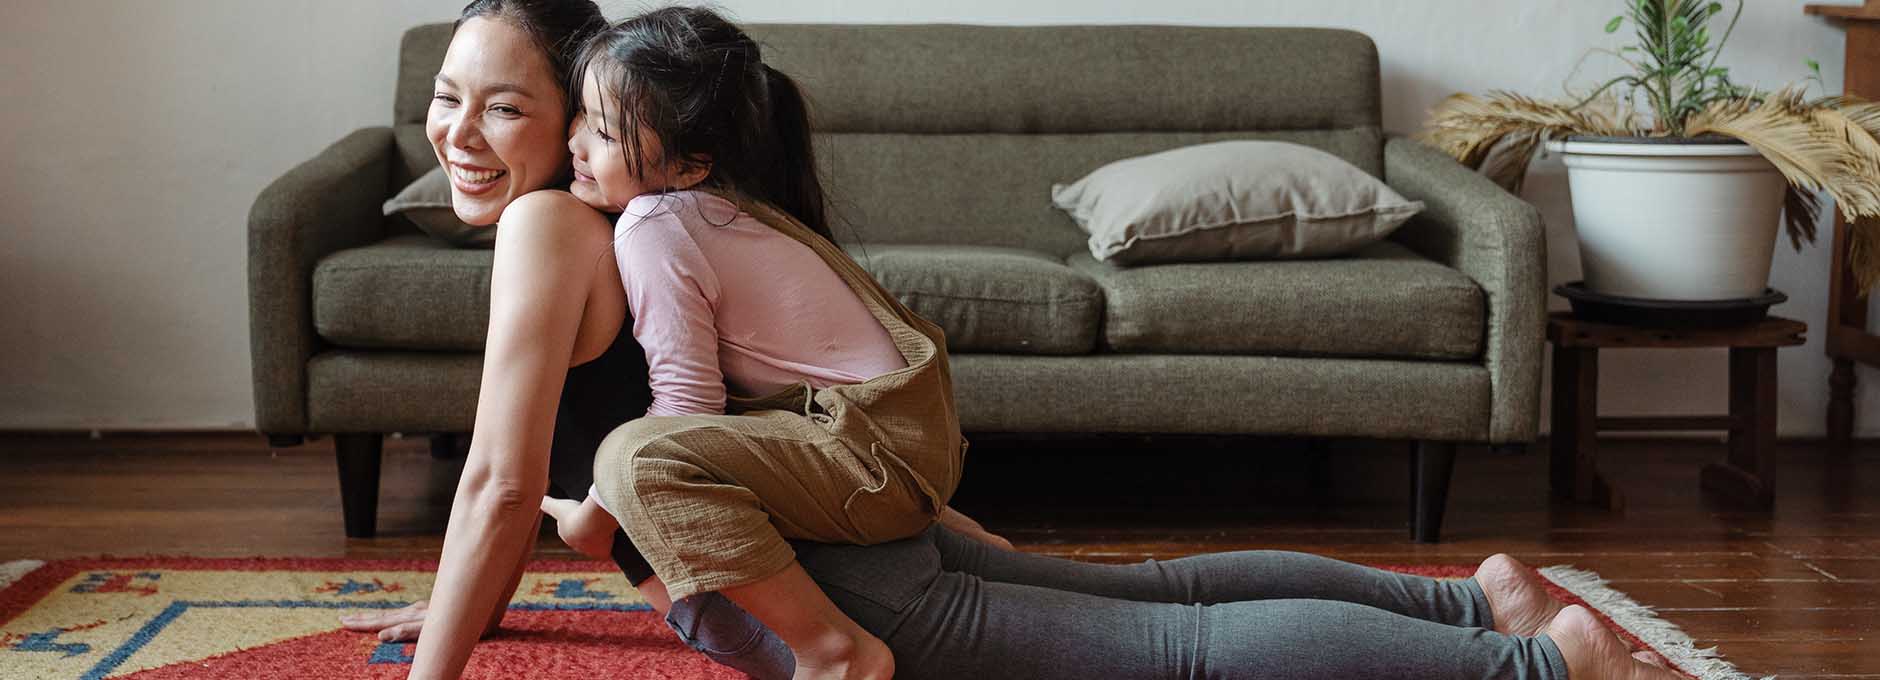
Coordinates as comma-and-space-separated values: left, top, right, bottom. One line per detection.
1410, 440, 1457, 543
429, 433, 468, 460
334, 433, 385, 538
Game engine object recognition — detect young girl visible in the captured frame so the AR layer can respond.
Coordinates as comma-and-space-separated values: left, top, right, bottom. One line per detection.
539, 7, 964, 679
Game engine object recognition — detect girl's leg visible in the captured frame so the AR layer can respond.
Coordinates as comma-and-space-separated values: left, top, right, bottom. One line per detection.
927, 524, 1494, 628
593, 411, 938, 680
546, 318, 659, 584
720, 562, 893, 680
532, 213, 796, 679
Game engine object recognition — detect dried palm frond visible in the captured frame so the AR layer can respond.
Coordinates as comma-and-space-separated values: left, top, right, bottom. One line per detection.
1820, 97, 1880, 291
1686, 89, 1880, 272
1420, 91, 1628, 192
1420, 83, 1880, 292
1811, 97, 1880, 172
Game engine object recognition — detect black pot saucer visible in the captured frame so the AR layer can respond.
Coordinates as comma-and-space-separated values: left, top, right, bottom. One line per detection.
1553, 281, 1786, 329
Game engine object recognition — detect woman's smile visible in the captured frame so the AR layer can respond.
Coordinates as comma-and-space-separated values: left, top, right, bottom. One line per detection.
448, 161, 508, 195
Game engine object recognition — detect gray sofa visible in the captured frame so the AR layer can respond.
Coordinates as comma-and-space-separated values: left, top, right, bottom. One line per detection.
249, 22, 1546, 543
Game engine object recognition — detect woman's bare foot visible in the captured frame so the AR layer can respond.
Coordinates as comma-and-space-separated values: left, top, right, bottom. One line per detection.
1476, 553, 1566, 637
1547, 605, 1685, 679
791, 627, 894, 680
1633, 651, 1671, 668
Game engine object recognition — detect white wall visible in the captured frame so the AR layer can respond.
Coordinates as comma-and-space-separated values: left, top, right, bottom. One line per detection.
0, 0, 1873, 436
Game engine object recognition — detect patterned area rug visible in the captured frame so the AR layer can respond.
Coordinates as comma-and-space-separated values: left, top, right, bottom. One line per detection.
0, 557, 1750, 679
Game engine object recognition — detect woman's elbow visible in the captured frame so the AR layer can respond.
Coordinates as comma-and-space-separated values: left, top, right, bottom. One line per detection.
458, 469, 538, 517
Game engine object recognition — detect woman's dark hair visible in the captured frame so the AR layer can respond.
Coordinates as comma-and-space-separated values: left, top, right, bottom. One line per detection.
572, 5, 833, 241
457, 0, 606, 120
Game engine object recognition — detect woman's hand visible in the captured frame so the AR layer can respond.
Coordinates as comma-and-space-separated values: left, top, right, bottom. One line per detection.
341, 601, 434, 643
939, 505, 1014, 551
339, 600, 502, 642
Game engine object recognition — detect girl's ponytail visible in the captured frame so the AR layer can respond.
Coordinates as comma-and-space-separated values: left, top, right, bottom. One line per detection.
759, 64, 832, 243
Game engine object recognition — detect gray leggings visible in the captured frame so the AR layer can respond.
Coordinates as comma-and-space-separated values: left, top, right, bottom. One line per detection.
664, 524, 1569, 679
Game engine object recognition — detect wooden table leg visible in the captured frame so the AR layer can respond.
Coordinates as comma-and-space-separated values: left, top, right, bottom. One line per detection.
1551, 346, 1622, 509
1703, 347, 1777, 508
1828, 358, 1857, 451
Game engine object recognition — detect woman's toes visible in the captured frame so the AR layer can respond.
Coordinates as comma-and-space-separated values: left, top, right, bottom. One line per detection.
1476, 553, 1566, 637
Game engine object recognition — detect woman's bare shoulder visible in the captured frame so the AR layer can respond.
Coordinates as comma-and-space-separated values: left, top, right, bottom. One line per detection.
500, 189, 611, 228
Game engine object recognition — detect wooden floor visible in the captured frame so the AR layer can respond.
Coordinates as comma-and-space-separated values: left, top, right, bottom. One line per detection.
1, 432, 1875, 677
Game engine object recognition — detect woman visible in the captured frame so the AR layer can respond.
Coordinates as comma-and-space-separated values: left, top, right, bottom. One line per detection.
346, 3, 1680, 679
339, 1, 993, 677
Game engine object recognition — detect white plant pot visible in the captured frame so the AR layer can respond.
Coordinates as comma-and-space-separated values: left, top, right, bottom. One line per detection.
1545, 137, 1786, 301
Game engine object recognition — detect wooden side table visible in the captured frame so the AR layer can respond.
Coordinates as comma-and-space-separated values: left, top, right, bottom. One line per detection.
1547, 313, 1806, 510
1806, 2, 1880, 448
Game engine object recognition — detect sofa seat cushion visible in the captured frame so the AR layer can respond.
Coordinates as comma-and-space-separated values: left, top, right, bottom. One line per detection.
1068, 240, 1483, 359
848, 244, 1102, 355
314, 235, 491, 351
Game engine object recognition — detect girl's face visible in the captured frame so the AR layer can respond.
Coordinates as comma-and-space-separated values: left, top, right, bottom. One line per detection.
426, 17, 568, 226
568, 65, 710, 211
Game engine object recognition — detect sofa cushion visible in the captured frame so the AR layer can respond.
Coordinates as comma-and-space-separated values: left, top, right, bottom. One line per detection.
314, 235, 490, 351
848, 244, 1102, 355
1068, 240, 1483, 360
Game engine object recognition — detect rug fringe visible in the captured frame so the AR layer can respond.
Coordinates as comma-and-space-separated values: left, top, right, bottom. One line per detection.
0, 560, 45, 591
1540, 565, 1774, 680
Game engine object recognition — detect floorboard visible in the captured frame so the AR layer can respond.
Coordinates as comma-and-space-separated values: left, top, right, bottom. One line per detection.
0, 432, 1874, 676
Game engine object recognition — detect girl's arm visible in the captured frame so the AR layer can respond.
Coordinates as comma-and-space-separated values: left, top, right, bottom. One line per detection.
614, 215, 728, 417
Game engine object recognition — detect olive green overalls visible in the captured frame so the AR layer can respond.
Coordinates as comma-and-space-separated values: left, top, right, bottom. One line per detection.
592, 188, 967, 602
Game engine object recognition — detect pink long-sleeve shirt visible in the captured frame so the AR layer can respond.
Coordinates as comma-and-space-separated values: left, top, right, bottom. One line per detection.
612, 190, 908, 417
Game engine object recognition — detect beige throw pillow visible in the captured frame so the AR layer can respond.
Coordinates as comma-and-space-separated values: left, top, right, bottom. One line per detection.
1050, 141, 1424, 265
383, 167, 497, 248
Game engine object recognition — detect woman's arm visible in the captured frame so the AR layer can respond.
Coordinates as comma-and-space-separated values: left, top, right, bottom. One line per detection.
407, 457, 550, 678
408, 191, 626, 680
336, 540, 531, 642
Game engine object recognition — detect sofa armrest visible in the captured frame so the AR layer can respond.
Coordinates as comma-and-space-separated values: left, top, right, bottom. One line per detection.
248, 127, 396, 435
1384, 135, 1547, 444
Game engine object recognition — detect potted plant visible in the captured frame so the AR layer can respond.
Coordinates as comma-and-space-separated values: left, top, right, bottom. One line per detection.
1421, 0, 1880, 305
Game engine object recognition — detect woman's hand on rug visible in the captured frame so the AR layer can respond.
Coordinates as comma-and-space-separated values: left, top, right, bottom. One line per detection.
341, 600, 431, 642
341, 599, 504, 642
540, 496, 619, 560
939, 505, 1015, 551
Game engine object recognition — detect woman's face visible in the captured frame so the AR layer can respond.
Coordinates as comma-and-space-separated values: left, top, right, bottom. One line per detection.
568, 65, 709, 211
427, 17, 569, 226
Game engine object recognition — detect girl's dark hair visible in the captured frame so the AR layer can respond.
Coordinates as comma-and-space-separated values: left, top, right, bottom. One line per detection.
457, 0, 606, 120
572, 5, 833, 241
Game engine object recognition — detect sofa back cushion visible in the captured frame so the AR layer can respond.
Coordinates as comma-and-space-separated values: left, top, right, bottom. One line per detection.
395, 23, 1382, 256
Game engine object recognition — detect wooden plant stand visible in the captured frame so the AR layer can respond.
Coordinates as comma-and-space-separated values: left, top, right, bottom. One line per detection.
1547, 313, 1806, 511
1807, 2, 1880, 448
